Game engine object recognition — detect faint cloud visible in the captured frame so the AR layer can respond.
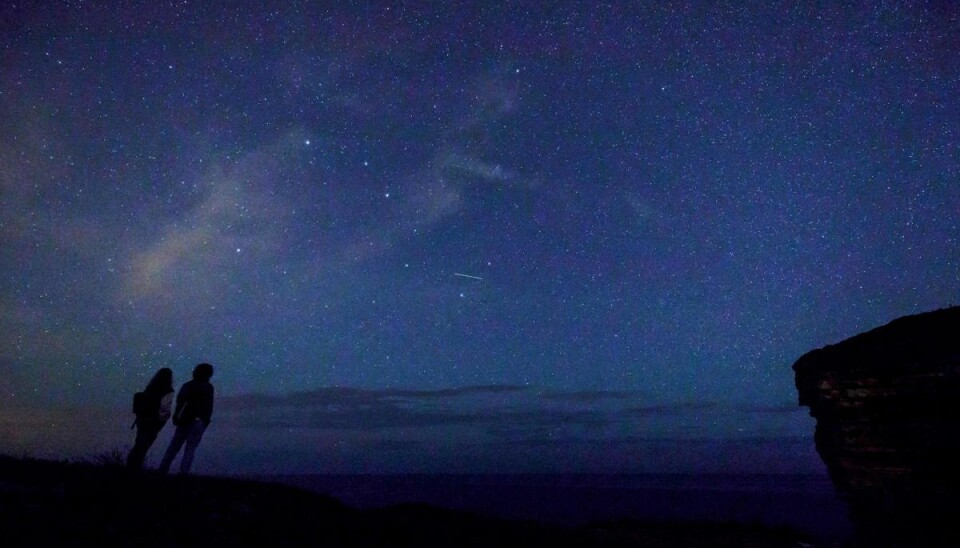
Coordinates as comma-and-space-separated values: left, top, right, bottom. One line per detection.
126, 220, 212, 298
625, 401, 720, 417
404, 175, 464, 227
540, 390, 643, 403
219, 385, 528, 430
441, 152, 515, 184
216, 385, 736, 441
308, 69, 537, 269
735, 403, 806, 414
221, 384, 528, 410
122, 135, 295, 305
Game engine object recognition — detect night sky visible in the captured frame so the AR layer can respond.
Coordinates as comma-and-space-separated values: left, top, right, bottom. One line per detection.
2, 1, 958, 474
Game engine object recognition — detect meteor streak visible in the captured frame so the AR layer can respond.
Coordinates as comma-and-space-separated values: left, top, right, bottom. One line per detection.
454, 273, 483, 281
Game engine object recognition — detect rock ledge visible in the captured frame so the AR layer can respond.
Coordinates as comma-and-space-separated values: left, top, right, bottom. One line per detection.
793, 306, 960, 543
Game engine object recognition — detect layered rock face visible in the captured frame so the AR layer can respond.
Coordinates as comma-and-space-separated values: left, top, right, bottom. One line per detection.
793, 306, 960, 544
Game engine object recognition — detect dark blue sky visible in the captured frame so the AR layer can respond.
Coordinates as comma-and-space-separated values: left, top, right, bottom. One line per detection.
1, 1, 957, 474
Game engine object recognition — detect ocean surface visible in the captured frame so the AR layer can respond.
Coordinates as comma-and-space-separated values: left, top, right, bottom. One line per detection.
257, 473, 853, 543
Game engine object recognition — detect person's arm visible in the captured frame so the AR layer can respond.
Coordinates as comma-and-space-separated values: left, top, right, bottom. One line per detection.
158, 392, 174, 422
200, 385, 214, 425
172, 383, 190, 424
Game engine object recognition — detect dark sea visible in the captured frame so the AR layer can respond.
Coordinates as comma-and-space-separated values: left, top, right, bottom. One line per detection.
258, 473, 853, 543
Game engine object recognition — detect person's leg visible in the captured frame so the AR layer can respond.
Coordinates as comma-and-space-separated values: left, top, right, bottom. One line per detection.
127, 441, 145, 469
179, 420, 207, 474
158, 424, 188, 474
127, 424, 158, 469
127, 430, 146, 469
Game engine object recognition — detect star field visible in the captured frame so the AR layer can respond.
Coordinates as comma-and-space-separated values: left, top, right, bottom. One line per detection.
1, 1, 958, 473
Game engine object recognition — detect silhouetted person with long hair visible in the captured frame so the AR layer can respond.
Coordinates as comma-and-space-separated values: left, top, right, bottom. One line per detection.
158, 363, 215, 475
127, 367, 174, 470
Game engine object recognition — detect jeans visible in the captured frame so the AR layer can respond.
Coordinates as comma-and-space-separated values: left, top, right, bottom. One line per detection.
157, 419, 207, 474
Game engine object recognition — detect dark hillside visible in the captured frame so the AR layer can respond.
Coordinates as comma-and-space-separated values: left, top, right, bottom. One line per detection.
0, 456, 810, 547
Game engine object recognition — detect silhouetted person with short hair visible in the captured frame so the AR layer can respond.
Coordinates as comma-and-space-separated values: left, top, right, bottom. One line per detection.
127, 367, 174, 470
158, 363, 214, 475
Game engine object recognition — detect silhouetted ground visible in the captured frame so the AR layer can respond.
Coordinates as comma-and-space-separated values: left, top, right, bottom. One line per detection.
0, 455, 817, 547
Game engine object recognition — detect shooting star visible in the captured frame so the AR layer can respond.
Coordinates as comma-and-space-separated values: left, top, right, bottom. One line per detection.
454, 273, 483, 281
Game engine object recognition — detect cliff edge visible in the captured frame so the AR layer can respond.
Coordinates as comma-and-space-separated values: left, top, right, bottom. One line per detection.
793, 306, 960, 544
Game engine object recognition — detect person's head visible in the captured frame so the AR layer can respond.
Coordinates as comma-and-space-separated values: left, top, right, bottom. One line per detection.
148, 367, 173, 391
193, 362, 214, 381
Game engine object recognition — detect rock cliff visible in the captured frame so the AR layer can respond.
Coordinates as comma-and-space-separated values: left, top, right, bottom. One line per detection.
793, 306, 960, 544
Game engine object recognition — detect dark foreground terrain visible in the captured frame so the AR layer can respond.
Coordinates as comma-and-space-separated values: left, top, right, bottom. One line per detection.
0, 456, 816, 547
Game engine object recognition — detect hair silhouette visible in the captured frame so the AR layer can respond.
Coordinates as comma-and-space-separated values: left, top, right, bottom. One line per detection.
193, 363, 214, 381
127, 367, 175, 470
147, 367, 174, 393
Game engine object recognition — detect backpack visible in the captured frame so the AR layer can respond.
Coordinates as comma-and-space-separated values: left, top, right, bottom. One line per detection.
132, 391, 157, 417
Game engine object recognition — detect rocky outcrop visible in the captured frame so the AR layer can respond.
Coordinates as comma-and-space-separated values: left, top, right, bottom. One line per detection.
793, 306, 960, 544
